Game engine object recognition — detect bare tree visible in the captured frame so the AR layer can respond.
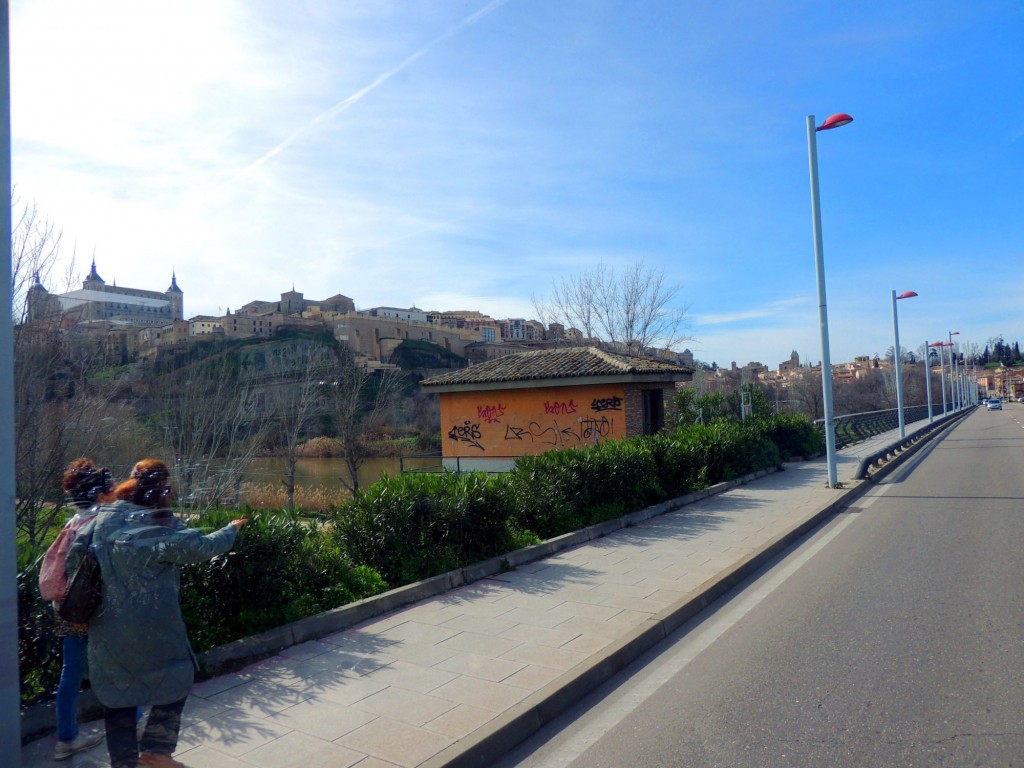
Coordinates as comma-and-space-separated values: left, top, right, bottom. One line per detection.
10, 200, 72, 323
327, 349, 403, 494
535, 259, 689, 355
9, 202, 144, 545
789, 370, 824, 421
150, 350, 267, 511
262, 339, 336, 510
533, 263, 606, 344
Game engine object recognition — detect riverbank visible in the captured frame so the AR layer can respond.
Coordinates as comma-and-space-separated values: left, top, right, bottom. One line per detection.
240, 436, 440, 508
294, 434, 440, 459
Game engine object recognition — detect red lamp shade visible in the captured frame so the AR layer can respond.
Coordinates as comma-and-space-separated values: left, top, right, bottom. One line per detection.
897, 291, 918, 299
817, 113, 854, 131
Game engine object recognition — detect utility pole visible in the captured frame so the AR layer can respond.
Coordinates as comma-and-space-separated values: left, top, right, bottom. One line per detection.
0, 1, 22, 762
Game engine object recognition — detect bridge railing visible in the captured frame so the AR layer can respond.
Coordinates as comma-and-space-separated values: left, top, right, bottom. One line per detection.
815, 404, 956, 450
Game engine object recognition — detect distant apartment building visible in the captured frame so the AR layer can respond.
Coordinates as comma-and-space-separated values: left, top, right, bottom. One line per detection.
137, 320, 190, 353
502, 318, 527, 341
525, 320, 545, 341
189, 316, 224, 337
368, 306, 429, 323
427, 310, 502, 343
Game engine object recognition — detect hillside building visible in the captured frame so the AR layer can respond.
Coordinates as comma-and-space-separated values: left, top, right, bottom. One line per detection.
27, 260, 183, 327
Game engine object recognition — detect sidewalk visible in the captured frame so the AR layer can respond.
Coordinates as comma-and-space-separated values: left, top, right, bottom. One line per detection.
21, 419, 954, 768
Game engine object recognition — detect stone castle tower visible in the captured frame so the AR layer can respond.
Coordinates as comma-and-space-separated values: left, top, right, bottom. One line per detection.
166, 272, 184, 321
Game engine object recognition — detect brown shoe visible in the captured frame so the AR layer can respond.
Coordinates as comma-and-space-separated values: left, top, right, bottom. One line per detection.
138, 753, 186, 768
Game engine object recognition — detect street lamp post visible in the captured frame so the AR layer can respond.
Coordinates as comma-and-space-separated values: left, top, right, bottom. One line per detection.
924, 339, 934, 423
930, 341, 952, 416
948, 331, 960, 410
891, 290, 917, 438
807, 112, 852, 488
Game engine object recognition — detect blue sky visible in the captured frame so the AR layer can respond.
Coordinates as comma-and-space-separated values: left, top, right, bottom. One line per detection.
10, 0, 1023, 367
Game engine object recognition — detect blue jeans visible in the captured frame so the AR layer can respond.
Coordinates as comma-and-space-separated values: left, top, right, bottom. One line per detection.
56, 635, 87, 741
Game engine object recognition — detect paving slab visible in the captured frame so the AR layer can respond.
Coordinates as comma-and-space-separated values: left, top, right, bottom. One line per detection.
20, 416, 962, 768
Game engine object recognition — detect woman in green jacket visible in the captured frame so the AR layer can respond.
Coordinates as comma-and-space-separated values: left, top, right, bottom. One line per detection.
68, 459, 247, 768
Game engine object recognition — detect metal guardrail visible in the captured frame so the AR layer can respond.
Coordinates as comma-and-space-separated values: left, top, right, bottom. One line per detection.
814, 404, 956, 450
399, 454, 521, 475
398, 453, 444, 474
854, 407, 973, 479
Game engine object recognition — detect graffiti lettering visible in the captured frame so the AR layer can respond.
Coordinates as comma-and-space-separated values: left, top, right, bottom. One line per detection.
528, 422, 560, 446
543, 399, 578, 415
580, 416, 612, 441
447, 421, 484, 451
504, 418, 616, 448
505, 425, 526, 441
477, 403, 506, 423
591, 396, 623, 412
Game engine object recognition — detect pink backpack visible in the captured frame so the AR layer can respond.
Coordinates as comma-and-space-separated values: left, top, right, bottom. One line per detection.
38, 512, 95, 602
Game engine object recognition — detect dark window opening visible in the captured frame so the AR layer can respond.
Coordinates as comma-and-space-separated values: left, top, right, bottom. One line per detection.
641, 389, 664, 435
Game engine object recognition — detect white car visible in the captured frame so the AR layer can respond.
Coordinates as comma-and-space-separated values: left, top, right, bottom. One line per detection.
986, 398, 1002, 410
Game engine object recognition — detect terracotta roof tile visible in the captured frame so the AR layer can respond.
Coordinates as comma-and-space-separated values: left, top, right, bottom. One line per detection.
420, 346, 690, 387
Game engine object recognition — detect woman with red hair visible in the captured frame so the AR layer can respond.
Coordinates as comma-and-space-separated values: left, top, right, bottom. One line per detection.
67, 459, 247, 768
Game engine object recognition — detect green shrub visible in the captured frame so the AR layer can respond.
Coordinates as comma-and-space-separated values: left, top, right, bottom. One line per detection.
505, 439, 665, 539
330, 471, 521, 585
18, 551, 60, 707
180, 509, 386, 653
647, 432, 706, 497
765, 413, 824, 459
506, 451, 587, 540
674, 383, 773, 425
674, 419, 781, 483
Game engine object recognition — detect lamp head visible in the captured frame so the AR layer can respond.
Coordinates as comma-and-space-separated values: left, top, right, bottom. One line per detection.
896, 291, 918, 299
816, 113, 854, 132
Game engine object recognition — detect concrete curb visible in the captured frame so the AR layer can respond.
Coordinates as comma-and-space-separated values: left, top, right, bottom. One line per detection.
855, 408, 972, 480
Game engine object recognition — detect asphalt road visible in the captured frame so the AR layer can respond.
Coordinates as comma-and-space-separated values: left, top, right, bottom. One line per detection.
496, 405, 1024, 767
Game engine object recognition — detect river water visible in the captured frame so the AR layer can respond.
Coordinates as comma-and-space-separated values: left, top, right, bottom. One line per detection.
244, 456, 404, 493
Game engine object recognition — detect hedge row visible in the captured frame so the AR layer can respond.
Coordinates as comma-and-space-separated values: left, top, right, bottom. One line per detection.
330, 415, 821, 589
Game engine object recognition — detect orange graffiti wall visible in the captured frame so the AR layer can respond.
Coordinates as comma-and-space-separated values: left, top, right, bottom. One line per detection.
439, 384, 627, 457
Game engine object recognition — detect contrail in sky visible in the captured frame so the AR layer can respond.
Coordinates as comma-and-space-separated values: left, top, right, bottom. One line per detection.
222, 0, 512, 189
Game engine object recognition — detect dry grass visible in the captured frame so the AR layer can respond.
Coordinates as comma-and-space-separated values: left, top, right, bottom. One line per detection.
240, 482, 351, 511
295, 437, 343, 458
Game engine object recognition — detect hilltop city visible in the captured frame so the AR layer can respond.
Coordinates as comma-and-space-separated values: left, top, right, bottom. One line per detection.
24, 262, 1024, 403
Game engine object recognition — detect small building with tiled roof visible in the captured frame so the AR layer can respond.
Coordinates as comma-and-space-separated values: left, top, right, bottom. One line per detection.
420, 346, 693, 471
